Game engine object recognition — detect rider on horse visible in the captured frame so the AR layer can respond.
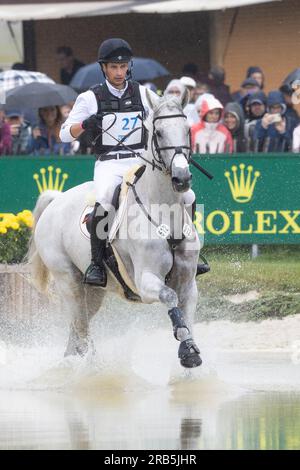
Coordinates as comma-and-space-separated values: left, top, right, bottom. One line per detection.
60, 38, 208, 288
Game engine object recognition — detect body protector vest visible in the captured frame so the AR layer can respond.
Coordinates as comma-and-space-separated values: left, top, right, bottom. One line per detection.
89, 80, 147, 156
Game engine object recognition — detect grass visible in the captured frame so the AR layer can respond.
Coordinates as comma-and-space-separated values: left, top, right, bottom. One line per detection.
196, 245, 300, 322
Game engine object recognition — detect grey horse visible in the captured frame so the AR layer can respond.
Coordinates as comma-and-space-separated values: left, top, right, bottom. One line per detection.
27, 91, 202, 368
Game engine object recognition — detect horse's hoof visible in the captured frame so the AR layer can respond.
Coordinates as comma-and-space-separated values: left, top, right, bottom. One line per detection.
180, 354, 202, 368
179, 339, 202, 368
74, 339, 89, 357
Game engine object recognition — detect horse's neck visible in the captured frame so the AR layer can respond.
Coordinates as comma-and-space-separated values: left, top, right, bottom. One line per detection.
135, 162, 185, 237
136, 105, 185, 230
142, 162, 182, 206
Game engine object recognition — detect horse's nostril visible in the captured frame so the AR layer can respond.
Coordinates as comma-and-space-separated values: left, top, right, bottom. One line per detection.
172, 176, 191, 192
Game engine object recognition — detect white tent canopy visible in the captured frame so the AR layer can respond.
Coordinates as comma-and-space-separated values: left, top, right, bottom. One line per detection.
0, 0, 280, 21
0, 2, 134, 21
132, 0, 279, 14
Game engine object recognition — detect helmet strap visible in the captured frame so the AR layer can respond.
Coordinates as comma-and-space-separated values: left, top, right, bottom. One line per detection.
126, 59, 133, 80
99, 62, 107, 80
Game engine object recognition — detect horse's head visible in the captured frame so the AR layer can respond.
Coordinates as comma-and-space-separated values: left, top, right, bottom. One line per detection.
145, 89, 192, 193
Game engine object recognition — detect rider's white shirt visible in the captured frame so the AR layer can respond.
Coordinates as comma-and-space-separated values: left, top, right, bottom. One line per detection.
59, 79, 155, 155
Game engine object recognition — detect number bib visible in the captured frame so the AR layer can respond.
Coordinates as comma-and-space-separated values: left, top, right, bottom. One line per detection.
102, 112, 143, 147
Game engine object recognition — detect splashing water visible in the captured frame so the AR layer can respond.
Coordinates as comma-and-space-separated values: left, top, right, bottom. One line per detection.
0, 295, 300, 449
0, 292, 299, 393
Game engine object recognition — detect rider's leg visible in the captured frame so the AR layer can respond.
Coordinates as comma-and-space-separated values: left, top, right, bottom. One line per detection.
84, 160, 121, 286
184, 189, 210, 277
83, 202, 109, 286
84, 158, 139, 287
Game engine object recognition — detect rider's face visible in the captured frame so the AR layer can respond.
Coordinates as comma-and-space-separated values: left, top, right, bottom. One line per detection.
102, 62, 129, 89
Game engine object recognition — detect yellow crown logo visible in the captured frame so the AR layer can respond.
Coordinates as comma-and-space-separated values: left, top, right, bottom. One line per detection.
224, 164, 260, 203
33, 166, 68, 194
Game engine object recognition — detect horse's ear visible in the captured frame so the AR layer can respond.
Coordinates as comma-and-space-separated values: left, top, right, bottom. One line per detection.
145, 88, 160, 111
181, 87, 190, 109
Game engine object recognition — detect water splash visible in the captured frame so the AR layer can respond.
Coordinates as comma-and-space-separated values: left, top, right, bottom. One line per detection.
0, 294, 300, 393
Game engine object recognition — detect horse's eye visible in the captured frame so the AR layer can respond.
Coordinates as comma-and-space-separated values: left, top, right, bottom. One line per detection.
156, 130, 162, 138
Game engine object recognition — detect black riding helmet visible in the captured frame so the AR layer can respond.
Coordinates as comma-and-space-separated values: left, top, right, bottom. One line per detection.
98, 38, 132, 64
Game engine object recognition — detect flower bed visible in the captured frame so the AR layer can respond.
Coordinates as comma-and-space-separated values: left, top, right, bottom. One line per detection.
0, 211, 33, 264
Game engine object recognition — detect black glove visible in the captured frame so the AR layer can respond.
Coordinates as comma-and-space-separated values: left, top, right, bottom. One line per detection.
81, 114, 102, 131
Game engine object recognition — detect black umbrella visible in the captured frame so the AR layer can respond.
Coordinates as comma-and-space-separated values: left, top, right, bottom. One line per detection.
5, 82, 78, 109
70, 57, 170, 91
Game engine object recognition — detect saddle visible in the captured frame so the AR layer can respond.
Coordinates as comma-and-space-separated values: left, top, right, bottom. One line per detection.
83, 164, 145, 302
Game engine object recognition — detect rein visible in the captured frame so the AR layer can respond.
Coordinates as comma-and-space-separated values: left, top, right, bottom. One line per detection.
126, 168, 187, 252
91, 110, 213, 179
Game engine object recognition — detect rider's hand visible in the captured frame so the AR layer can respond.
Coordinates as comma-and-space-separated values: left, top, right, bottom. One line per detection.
81, 114, 102, 131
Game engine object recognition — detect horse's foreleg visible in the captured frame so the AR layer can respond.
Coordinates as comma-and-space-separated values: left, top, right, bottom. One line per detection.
177, 280, 202, 368
136, 270, 178, 307
168, 266, 202, 368
136, 271, 199, 367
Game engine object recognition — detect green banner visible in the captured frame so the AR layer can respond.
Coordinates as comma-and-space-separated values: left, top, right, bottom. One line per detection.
0, 155, 94, 213
191, 154, 300, 244
0, 154, 299, 244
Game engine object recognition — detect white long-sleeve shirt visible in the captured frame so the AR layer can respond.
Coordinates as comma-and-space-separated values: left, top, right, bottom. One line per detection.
59, 80, 155, 155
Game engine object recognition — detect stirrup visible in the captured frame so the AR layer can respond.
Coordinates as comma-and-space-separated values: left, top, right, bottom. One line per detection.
83, 262, 107, 287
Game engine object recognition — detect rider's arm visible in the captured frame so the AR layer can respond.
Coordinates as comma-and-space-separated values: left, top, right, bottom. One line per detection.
69, 123, 85, 139
59, 90, 97, 143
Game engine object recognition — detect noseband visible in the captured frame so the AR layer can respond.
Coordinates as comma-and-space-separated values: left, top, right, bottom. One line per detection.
151, 114, 192, 174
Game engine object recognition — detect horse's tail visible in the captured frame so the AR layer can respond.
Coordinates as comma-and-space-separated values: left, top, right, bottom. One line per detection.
26, 190, 60, 295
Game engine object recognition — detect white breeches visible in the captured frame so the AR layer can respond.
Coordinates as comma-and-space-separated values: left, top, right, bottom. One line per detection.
94, 158, 196, 211
94, 157, 138, 211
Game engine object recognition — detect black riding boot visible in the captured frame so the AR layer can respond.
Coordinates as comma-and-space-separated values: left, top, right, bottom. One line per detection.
83, 203, 108, 287
191, 200, 210, 277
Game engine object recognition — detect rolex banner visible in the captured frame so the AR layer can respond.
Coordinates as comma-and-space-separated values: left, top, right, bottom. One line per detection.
192, 154, 300, 244
0, 154, 299, 244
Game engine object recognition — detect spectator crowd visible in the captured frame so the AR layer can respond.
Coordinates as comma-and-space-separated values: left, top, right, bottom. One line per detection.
163, 65, 300, 154
1, 49, 300, 156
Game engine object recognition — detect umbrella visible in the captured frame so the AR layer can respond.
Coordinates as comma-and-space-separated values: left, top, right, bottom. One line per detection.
0, 70, 55, 93
70, 57, 170, 91
282, 68, 300, 87
5, 82, 78, 109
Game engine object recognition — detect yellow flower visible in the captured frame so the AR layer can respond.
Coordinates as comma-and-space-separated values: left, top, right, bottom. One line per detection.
25, 218, 33, 228
4, 216, 15, 222
17, 210, 34, 227
4, 220, 15, 229
0, 210, 33, 232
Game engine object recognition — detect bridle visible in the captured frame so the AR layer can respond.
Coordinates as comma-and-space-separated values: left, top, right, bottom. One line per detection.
151, 113, 192, 175
91, 110, 192, 177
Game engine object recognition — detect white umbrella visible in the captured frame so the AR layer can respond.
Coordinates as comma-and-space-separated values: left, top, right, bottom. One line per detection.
0, 70, 55, 93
